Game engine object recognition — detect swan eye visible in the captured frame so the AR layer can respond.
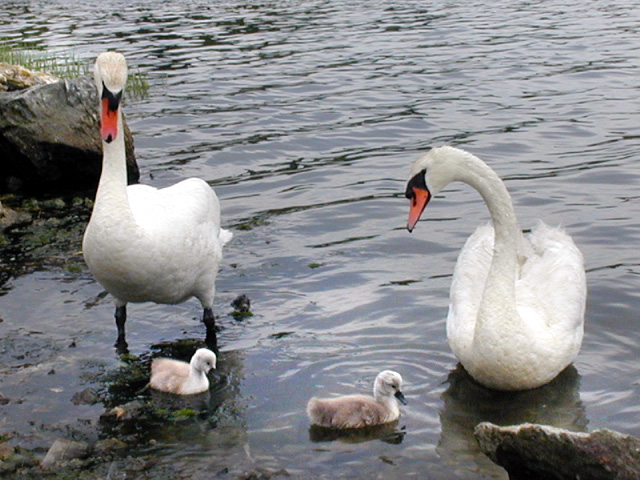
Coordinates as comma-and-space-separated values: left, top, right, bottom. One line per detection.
405, 187, 414, 201
405, 170, 428, 200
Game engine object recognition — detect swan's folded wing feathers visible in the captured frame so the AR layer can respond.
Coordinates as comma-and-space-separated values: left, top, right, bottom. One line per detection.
128, 178, 221, 236
520, 222, 586, 334
219, 228, 233, 246
447, 223, 494, 351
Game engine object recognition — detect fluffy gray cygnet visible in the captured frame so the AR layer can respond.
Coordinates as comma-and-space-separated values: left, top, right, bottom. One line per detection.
306, 370, 407, 429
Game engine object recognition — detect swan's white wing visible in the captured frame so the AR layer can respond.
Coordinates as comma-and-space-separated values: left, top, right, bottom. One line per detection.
517, 222, 586, 345
127, 178, 221, 235
446, 223, 494, 357
118, 178, 229, 305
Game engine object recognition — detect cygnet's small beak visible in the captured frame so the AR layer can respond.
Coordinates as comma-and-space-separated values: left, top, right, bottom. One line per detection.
395, 390, 408, 405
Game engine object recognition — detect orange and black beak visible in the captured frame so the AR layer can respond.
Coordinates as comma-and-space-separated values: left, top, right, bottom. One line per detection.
100, 83, 122, 143
405, 170, 430, 232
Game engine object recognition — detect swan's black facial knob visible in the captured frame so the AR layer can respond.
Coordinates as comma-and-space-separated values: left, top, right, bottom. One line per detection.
405, 170, 427, 201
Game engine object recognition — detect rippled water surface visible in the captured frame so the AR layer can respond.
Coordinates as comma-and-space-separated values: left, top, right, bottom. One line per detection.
2, 1, 640, 478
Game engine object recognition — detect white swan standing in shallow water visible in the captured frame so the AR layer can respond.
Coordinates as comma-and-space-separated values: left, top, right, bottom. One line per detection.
306, 370, 407, 428
83, 52, 232, 349
150, 348, 217, 395
405, 146, 586, 391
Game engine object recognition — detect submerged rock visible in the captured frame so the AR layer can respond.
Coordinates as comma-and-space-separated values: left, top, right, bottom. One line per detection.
0, 195, 92, 286
0, 442, 14, 460
231, 294, 252, 320
41, 438, 90, 469
0, 441, 38, 475
474, 422, 640, 480
231, 294, 251, 313
101, 399, 148, 422
71, 387, 99, 406
0, 200, 32, 231
0, 73, 138, 194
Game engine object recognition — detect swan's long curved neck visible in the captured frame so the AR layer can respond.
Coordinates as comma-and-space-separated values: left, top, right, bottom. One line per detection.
92, 108, 133, 220
453, 152, 521, 328
454, 153, 518, 245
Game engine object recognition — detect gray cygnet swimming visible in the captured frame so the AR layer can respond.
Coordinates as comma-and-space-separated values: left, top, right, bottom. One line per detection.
306, 370, 406, 429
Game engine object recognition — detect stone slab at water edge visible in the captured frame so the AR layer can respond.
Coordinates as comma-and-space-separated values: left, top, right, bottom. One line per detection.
474, 422, 640, 480
0, 70, 138, 195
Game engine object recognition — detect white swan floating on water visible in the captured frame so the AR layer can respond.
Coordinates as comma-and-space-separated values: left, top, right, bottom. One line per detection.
307, 370, 407, 429
150, 348, 217, 395
405, 146, 586, 391
83, 52, 232, 348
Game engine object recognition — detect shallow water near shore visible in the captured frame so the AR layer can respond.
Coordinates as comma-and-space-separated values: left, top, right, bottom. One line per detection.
2, 0, 640, 478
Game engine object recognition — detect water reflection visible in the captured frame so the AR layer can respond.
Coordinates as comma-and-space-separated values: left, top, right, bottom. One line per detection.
308, 422, 406, 445
437, 365, 587, 477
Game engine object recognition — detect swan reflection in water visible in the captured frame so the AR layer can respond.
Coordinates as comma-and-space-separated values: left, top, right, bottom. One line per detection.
308, 422, 406, 445
437, 364, 587, 478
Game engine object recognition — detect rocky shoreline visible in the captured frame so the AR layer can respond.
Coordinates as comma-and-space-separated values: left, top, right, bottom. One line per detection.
0, 195, 91, 288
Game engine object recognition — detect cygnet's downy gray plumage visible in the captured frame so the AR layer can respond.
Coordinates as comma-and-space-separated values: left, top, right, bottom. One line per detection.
307, 370, 407, 429
149, 348, 216, 395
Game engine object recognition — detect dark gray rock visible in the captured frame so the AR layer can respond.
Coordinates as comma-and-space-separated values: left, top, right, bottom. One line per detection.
40, 438, 90, 469
0, 75, 138, 195
231, 294, 252, 320
0, 201, 32, 231
101, 399, 147, 422
70, 387, 99, 405
474, 422, 640, 480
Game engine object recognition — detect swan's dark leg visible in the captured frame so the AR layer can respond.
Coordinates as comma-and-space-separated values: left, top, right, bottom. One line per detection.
115, 305, 128, 352
203, 307, 218, 352
203, 307, 216, 331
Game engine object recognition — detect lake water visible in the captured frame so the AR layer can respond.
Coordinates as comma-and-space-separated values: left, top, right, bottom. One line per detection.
2, 0, 640, 478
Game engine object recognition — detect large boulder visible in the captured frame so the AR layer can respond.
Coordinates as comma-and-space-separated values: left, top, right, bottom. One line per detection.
474, 422, 640, 480
0, 74, 138, 195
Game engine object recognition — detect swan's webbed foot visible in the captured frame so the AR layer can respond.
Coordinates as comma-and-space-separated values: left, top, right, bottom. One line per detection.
203, 307, 218, 353
115, 305, 128, 353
